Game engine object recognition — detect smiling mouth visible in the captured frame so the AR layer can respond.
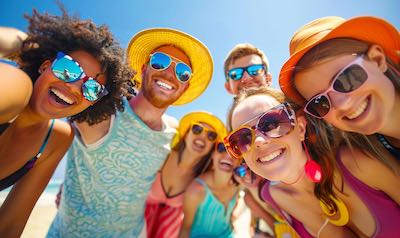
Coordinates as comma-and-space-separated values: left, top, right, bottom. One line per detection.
193, 139, 206, 150
257, 148, 284, 163
345, 97, 369, 120
49, 88, 75, 105
155, 80, 174, 91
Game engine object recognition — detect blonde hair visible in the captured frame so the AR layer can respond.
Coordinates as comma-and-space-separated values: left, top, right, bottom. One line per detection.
224, 43, 269, 80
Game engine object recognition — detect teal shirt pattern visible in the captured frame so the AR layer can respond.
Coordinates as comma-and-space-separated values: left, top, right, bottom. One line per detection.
47, 99, 176, 238
190, 178, 237, 238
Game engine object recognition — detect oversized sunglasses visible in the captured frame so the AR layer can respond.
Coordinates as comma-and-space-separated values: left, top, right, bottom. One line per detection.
224, 102, 295, 159
215, 142, 227, 153
51, 52, 108, 102
304, 56, 368, 118
191, 123, 218, 142
227, 64, 267, 81
149, 52, 192, 83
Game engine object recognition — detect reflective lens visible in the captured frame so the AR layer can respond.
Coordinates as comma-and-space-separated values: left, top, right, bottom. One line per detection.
150, 52, 171, 70
149, 52, 192, 83
191, 123, 217, 142
225, 103, 295, 159
191, 124, 203, 135
207, 131, 218, 142
52, 52, 83, 82
82, 79, 108, 102
234, 165, 247, 177
304, 56, 368, 118
227, 64, 266, 81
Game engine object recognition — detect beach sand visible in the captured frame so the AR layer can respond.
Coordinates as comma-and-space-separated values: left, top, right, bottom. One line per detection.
1, 192, 57, 238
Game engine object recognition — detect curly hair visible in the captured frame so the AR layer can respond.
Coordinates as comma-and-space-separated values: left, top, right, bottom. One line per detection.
18, 8, 134, 125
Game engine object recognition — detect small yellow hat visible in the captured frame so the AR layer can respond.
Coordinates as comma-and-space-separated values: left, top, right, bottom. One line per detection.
171, 111, 227, 148
126, 28, 214, 105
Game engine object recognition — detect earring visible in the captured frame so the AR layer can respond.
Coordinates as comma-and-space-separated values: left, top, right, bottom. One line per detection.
303, 141, 322, 183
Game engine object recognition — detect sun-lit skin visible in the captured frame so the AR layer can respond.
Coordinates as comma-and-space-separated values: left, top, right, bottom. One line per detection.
294, 49, 400, 137
141, 45, 190, 108
184, 122, 215, 157
211, 146, 240, 174
231, 94, 308, 184
28, 50, 106, 119
225, 54, 271, 95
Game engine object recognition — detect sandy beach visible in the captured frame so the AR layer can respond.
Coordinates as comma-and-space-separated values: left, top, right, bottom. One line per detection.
1, 192, 57, 238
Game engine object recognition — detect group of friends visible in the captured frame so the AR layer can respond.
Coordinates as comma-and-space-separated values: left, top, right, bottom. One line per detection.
0, 7, 399, 238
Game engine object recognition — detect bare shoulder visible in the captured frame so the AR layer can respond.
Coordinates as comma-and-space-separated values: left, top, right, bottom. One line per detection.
48, 119, 74, 153
339, 145, 399, 189
162, 114, 178, 129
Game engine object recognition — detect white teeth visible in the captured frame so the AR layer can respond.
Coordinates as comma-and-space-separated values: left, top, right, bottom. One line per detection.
156, 80, 173, 90
194, 139, 205, 148
220, 159, 232, 166
51, 88, 74, 105
259, 149, 283, 163
346, 100, 368, 119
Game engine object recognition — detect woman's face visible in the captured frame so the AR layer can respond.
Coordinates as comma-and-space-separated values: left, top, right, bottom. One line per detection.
294, 51, 396, 135
211, 143, 240, 174
184, 122, 215, 157
29, 50, 106, 119
231, 95, 307, 182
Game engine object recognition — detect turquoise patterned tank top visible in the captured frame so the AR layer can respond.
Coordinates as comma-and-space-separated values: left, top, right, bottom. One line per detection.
190, 178, 237, 238
47, 99, 176, 238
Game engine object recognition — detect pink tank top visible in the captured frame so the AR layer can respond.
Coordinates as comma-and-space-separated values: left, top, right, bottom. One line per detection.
337, 155, 400, 238
146, 172, 184, 207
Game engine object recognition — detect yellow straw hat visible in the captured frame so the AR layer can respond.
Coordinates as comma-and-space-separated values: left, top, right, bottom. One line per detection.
279, 16, 400, 104
171, 111, 227, 148
126, 28, 214, 105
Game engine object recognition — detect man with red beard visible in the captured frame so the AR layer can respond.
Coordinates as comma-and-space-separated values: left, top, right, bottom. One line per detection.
47, 28, 213, 238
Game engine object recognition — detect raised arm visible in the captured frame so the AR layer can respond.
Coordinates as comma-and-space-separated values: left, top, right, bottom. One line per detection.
0, 26, 27, 58
179, 180, 205, 238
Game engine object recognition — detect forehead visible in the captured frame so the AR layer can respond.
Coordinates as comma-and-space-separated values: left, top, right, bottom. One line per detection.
232, 94, 280, 129
228, 54, 263, 69
152, 45, 191, 67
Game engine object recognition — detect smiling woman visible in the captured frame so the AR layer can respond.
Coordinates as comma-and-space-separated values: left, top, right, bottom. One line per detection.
145, 111, 226, 238
0, 7, 133, 237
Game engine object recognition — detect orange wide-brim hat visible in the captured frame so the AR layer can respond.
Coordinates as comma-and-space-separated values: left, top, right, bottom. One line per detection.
279, 16, 400, 104
126, 28, 213, 106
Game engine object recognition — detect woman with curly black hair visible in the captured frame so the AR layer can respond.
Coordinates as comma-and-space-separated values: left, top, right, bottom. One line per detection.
0, 8, 133, 237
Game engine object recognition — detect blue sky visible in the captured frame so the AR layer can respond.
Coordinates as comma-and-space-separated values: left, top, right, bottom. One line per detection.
1, 0, 399, 123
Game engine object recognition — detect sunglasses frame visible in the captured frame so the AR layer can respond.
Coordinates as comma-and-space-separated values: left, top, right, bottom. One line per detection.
149, 52, 193, 83
226, 64, 267, 81
191, 122, 218, 142
224, 102, 296, 159
303, 55, 367, 119
51, 52, 108, 102
215, 142, 227, 153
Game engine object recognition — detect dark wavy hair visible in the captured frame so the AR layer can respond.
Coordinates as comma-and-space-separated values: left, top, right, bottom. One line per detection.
18, 8, 134, 125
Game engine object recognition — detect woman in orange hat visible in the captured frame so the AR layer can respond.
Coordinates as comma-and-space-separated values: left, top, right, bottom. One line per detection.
145, 111, 226, 238
0, 9, 132, 237
279, 16, 400, 162
226, 86, 400, 238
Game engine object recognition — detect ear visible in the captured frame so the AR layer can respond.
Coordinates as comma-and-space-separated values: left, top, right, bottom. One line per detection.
38, 60, 52, 74
366, 44, 388, 72
265, 72, 272, 86
296, 115, 307, 142
141, 64, 147, 79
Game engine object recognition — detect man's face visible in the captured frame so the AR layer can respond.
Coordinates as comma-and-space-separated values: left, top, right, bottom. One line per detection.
225, 54, 272, 95
141, 45, 190, 108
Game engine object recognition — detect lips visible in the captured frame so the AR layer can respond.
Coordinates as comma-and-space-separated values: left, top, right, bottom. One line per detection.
155, 79, 174, 91
257, 148, 285, 164
218, 158, 234, 172
345, 96, 369, 120
49, 88, 76, 105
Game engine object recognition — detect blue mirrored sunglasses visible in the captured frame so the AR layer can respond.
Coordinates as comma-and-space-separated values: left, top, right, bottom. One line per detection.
149, 52, 192, 83
51, 52, 108, 102
227, 64, 266, 81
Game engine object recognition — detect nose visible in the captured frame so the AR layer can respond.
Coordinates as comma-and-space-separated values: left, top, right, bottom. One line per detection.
240, 71, 253, 82
327, 90, 353, 111
65, 80, 84, 98
253, 130, 271, 148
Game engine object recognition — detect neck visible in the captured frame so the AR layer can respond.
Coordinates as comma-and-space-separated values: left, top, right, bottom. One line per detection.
281, 153, 314, 193
178, 148, 203, 171
211, 169, 232, 188
129, 93, 167, 131
14, 104, 49, 128
379, 91, 400, 146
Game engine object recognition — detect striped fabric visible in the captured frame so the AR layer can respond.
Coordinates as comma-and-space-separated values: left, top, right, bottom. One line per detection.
145, 202, 184, 238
